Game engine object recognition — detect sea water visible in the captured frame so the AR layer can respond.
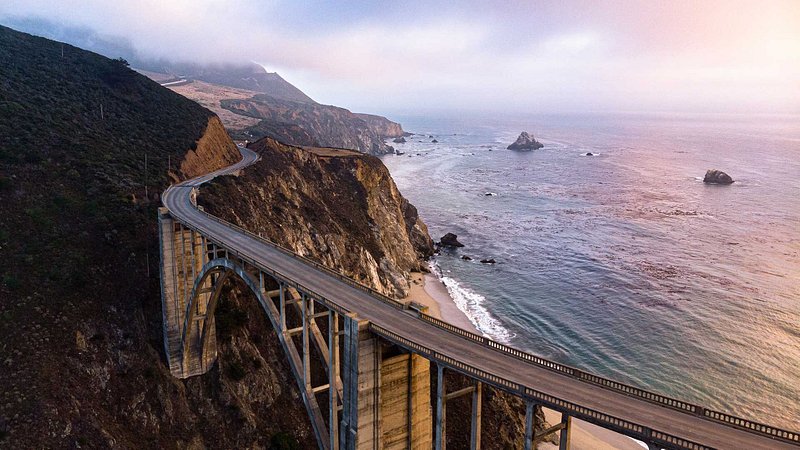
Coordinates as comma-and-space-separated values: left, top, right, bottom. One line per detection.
381, 112, 800, 430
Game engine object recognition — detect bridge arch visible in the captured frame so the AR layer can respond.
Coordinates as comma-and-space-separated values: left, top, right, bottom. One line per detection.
175, 255, 337, 448
180, 257, 285, 373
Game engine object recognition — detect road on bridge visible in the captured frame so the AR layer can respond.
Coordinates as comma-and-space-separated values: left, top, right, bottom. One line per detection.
162, 147, 797, 450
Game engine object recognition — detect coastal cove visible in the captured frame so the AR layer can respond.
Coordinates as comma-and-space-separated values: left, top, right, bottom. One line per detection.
382, 112, 800, 431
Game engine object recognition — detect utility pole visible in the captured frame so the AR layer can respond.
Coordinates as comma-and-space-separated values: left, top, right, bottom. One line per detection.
100, 103, 104, 120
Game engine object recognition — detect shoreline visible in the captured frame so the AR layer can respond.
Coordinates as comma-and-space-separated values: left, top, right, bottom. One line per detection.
407, 269, 644, 450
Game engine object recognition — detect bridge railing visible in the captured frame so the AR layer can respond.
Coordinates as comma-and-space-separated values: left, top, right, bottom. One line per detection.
702, 409, 799, 443
169, 189, 800, 447
416, 312, 705, 416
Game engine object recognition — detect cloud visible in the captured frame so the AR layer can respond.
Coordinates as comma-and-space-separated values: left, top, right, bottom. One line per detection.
1, 0, 798, 114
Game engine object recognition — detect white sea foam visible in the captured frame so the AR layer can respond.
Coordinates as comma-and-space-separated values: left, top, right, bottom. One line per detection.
429, 261, 516, 344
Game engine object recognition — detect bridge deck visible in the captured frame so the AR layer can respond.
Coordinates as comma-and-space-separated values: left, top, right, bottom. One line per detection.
162, 148, 797, 450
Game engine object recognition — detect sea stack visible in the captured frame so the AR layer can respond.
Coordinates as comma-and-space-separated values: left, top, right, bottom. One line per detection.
439, 233, 464, 248
507, 131, 544, 150
703, 169, 734, 184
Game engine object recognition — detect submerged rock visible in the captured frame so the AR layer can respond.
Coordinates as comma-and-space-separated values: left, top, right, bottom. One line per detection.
507, 131, 543, 151
439, 233, 464, 248
461, 255, 472, 261
703, 169, 734, 184
480, 258, 496, 264
431, 139, 438, 143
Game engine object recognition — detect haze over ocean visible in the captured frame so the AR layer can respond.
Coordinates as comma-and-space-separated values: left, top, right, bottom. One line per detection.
382, 112, 800, 429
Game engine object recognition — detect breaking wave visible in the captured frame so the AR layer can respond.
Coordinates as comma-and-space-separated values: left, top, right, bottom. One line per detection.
430, 262, 515, 344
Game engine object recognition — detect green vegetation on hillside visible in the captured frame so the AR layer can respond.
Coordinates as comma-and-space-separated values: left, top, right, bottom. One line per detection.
0, 24, 213, 294
0, 24, 214, 446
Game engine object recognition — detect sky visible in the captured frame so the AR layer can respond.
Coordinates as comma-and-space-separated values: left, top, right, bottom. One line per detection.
2, 0, 799, 115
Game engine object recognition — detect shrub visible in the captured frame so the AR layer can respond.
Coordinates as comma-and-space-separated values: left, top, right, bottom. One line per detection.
2, 275, 20, 291
270, 432, 299, 450
227, 361, 246, 381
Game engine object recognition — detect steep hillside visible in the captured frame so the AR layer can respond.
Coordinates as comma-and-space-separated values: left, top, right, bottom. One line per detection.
0, 25, 314, 448
199, 137, 434, 297
145, 62, 317, 104
222, 95, 399, 154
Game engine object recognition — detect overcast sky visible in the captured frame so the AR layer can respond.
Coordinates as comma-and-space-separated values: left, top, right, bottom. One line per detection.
2, 0, 799, 115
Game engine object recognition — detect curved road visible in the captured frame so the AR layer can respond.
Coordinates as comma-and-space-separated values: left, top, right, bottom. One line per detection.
163, 147, 796, 450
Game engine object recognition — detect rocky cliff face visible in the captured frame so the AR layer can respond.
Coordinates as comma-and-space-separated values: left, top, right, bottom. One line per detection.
177, 115, 241, 180
354, 113, 405, 138
199, 137, 434, 297
222, 95, 399, 155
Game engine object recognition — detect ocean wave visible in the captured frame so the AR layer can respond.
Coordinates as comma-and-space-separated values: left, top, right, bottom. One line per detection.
429, 262, 516, 343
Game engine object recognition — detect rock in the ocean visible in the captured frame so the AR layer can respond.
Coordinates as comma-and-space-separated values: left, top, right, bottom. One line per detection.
431, 139, 438, 143
480, 258, 496, 264
507, 131, 544, 151
703, 169, 734, 184
585, 152, 594, 156
393, 136, 406, 143
461, 255, 472, 261
439, 233, 464, 248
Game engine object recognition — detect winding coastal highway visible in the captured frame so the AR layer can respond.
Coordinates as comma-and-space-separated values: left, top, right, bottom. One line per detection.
162, 147, 798, 449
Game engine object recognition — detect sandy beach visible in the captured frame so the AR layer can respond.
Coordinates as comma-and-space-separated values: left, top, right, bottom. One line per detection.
407, 271, 644, 450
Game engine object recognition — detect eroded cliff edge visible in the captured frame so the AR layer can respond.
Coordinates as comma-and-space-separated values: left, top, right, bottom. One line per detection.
199, 137, 435, 298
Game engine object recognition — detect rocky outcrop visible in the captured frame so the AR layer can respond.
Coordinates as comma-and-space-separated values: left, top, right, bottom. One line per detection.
177, 116, 241, 180
439, 233, 464, 248
221, 96, 398, 155
507, 132, 544, 151
703, 169, 734, 184
237, 120, 320, 147
199, 137, 435, 298
393, 136, 406, 143
355, 113, 405, 138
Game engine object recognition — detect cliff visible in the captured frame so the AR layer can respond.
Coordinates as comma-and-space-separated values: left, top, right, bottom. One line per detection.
221, 95, 399, 155
0, 25, 313, 448
178, 115, 240, 180
354, 113, 405, 138
199, 137, 435, 297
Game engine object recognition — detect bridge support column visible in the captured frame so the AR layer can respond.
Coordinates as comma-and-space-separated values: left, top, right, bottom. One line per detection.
339, 317, 431, 450
435, 365, 445, 450
524, 400, 536, 450
379, 352, 431, 450
158, 208, 212, 378
329, 310, 340, 450
559, 414, 572, 450
470, 381, 482, 450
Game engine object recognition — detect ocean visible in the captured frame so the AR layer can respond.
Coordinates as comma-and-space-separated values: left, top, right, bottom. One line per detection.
380, 112, 800, 430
